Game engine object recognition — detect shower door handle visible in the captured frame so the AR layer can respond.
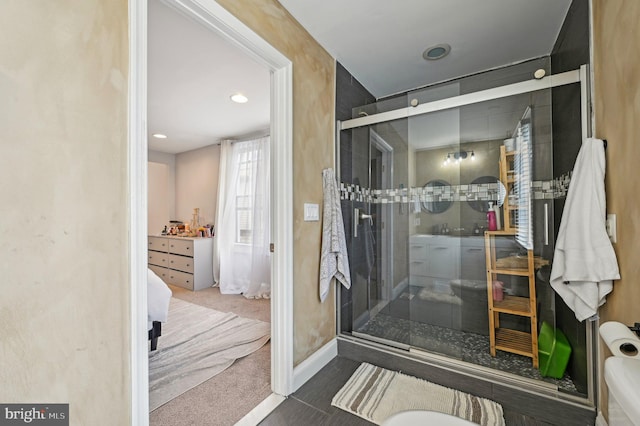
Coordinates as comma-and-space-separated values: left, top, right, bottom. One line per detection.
360, 212, 373, 223
354, 207, 373, 238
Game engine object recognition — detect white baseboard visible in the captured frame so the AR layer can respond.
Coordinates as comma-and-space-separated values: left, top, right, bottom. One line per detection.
235, 393, 286, 426
292, 338, 338, 392
595, 411, 608, 426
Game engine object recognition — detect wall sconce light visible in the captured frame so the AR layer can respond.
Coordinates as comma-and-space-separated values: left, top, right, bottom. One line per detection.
443, 150, 474, 166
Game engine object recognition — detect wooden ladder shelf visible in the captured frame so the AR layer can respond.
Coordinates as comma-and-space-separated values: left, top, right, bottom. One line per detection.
485, 230, 539, 367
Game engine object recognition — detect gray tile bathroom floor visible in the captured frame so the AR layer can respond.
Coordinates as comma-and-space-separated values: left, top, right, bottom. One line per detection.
259, 357, 372, 426
259, 357, 572, 425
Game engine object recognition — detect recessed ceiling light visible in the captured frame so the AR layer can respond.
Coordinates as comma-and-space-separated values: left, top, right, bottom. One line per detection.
230, 93, 248, 104
152, 133, 167, 139
423, 44, 451, 61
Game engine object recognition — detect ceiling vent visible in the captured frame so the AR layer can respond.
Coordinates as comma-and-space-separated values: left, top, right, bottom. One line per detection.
423, 44, 451, 61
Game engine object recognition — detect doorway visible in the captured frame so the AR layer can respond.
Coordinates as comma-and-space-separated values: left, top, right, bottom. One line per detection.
368, 130, 394, 316
129, 0, 294, 424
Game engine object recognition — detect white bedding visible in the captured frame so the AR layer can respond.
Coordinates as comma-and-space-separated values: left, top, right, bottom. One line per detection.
148, 268, 172, 330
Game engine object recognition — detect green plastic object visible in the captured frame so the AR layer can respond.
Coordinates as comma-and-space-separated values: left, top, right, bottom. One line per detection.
538, 321, 572, 379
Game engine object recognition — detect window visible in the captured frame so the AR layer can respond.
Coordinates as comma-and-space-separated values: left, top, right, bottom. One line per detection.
514, 108, 533, 250
234, 145, 262, 244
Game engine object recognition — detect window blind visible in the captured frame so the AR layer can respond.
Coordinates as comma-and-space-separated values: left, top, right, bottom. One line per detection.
514, 119, 533, 250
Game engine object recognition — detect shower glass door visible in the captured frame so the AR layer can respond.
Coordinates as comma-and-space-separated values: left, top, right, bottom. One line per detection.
406, 83, 465, 360
345, 96, 412, 348
406, 83, 557, 370
339, 61, 590, 398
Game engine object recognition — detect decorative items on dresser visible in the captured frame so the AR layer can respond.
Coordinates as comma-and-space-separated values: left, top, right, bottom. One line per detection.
148, 235, 214, 291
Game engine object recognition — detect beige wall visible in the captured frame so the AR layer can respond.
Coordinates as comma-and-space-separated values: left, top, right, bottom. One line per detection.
175, 144, 221, 227
149, 162, 170, 234
149, 150, 177, 220
0, 1, 130, 424
593, 0, 640, 416
216, 0, 336, 365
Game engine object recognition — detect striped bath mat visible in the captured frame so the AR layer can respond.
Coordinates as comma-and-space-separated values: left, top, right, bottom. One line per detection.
332, 363, 505, 425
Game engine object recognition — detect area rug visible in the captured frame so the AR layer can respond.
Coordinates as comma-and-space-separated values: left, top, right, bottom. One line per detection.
149, 297, 270, 411
331, 363, 505, 425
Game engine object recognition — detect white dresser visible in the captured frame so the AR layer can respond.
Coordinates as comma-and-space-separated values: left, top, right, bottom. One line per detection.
148, 235, 214, 291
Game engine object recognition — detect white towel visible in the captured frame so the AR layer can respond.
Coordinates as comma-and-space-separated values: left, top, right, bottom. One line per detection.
550, 138, 620, 321
319, 168, 351, 302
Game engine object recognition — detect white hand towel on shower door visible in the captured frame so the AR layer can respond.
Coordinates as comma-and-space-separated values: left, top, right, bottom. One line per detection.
550, 138, 620, 321
319, 168, 351, 302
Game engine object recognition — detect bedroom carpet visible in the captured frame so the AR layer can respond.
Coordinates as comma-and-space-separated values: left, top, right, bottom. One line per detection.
332, 362, 505, 426
149, 297, 271, 412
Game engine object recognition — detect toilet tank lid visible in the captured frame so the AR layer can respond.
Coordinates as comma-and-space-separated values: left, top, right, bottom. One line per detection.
605, 357, 640, 419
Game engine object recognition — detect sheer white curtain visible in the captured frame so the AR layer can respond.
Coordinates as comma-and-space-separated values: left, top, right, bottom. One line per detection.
214, 136, 271, 299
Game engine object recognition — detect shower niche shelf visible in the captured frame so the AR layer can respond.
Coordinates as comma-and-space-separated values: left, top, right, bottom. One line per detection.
484, 230, 541, 368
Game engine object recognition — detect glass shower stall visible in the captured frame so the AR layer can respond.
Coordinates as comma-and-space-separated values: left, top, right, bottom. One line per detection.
337, 59, 594, 402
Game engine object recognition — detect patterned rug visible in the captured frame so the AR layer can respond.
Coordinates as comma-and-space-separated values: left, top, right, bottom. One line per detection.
332, 363, 505, 425
149, 298, 270, 411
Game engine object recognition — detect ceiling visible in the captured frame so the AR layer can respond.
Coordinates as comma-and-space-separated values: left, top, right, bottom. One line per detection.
148, 0, 572, 154
148, 0, 270, 154
278, 0, 572, 98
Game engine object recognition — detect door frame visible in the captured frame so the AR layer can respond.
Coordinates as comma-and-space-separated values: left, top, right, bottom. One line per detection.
369, 130, 394, 313
129, 0, 294, 423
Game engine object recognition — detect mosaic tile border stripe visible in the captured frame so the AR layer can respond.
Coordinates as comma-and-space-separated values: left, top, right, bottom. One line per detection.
339, 171, 572, 204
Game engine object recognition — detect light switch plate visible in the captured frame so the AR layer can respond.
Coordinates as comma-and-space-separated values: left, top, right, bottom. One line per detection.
304, 203, 320, 221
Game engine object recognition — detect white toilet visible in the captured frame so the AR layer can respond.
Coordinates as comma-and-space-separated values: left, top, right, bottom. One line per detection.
604, 357, 640, 425
382, 410, 477, 425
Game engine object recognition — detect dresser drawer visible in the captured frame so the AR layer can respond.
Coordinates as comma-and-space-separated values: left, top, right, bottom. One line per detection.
148, 251, 169, 267
148, 235, 213, 291
168, 253, 194, 274
165, 269, 194, 290
168, 239, 193, 257
149, 236, 168, 251
148, 265, 169, 281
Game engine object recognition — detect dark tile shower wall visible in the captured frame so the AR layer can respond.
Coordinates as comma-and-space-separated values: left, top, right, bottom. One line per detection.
551, 0, 590, 396
336, 62, 376, 333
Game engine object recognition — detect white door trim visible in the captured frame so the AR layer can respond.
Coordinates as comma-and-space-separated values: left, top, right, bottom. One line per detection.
129, 0, 149, 423
129, 0, 294, 424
